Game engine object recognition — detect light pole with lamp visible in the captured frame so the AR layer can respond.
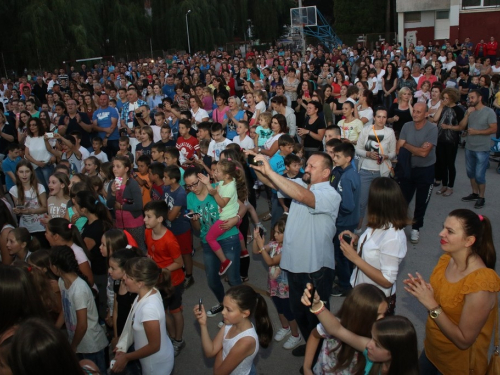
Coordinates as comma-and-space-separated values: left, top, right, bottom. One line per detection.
185, 10, 191, 55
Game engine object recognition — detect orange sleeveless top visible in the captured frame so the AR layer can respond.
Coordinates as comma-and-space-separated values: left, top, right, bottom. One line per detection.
424, 254, 500, 375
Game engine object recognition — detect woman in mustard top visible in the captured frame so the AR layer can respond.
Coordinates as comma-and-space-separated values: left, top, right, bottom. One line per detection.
404, 209, 500, 375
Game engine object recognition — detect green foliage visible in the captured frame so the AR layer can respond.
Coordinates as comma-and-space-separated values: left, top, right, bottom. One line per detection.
333, 0, 388, 35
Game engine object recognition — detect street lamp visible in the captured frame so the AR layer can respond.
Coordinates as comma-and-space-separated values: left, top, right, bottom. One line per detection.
186, 10, 191, 55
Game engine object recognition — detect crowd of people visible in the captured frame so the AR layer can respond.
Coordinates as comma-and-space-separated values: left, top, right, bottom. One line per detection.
0, 35, 499, 375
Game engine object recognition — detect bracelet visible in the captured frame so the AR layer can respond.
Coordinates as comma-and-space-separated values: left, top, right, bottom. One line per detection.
259, 247, 265, 253
309, 300, 325, 315
236, 214, 241, 221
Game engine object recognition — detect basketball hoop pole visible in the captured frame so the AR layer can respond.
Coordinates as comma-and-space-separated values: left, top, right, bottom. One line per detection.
298, 0, 305, 59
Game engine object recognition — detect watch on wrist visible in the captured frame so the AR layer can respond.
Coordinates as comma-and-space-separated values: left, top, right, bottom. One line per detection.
429, 305, 443, 319
258, 147, 262, 154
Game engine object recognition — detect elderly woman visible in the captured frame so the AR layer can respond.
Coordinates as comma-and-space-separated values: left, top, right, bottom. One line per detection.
222, 96, 247, 141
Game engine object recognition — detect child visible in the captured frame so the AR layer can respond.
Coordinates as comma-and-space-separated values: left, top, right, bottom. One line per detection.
46, 134, 83, 175
2, 143, 21, 193
83, 156, 100, 178
163, 165, 194, 289
194, 285, 273, 374
148, 162, 165, 201
99, 161, 114, 195
368, 69, 378, 94
253, 90, 268, 120
194, 138, 213, 176
151, 112, 164, 142
165, 146, 185, 187
304, 284, 387, 375
133, 154, 152, 207
6, 227, 41, 262
325, 138, 344, 189
255, 112, 273, 148
302, 285, 419, 375
151, 142, 166, 164
232, 120, 254, 150
143, 200, 186, 357
69, 131, 90, 172
135, 125, 154, 162
156, 124, 176, 148
51, 245, 109, 374
202, 86, 214, 114
278, 154, 304, 213
89, 175, 106, 202
207, 122, 233, 162
176, 119, 200, 168
90, 136, 109, 163
198, 159, 247, 275
415, 80, 431, 103
66, 181, 90, 231
116, 136, 134, 164
468, 75, 480, 91
44, 172, 71, 222
130, 126, 142, 168
323, 125, 341, 146
252, 219, 302, 350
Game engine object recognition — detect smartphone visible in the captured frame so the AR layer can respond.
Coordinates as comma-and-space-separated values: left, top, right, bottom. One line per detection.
248, 155, 263, 166
46, 132, 54, 138
304, 90, 310, 98
342, 233, 352, 245
199, 298, 202, 312
259, 227, 265, 238
377, 154, 384, 165
309, 284, 316, 306
158, 103, 164, 109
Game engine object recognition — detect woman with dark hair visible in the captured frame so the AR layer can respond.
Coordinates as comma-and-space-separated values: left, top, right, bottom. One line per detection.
271, 95, 297, 136
212, 77, 229, 101
398, 66, 417, 94
405, 209, 500, 374
356, 89, 374, 126
16, 110, 30, 145
382, 63, 398, 109
338, 102, 363, 144
297, 101, 326, 156
25, 118, 54, 192
417, 64, 438, 90
295, 80, 315, 128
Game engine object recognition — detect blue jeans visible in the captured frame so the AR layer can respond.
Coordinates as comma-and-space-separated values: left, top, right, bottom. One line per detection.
271, 193, 284, 230
202, 234, 242, 303
35, 164, 54, 192
419, 350, 442, 375
78, 349, 106, 375
359, 169, 380, 219
465, 149, 489, 185
333, 225, 357, 290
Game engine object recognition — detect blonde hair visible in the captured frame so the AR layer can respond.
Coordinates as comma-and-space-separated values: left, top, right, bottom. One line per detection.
397, 86, 412, 102
258, 112, 272, 126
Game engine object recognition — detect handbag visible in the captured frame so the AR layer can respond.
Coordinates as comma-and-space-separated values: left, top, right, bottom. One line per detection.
470, 303, 500, 374
372, 126, 395, 178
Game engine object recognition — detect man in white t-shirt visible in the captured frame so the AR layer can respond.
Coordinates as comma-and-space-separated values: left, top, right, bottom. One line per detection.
207, 123, 232, 162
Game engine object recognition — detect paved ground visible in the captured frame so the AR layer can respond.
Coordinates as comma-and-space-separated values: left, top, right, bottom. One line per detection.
172, 147, 500, 374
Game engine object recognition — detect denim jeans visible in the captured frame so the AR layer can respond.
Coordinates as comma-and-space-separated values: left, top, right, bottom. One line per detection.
359, 169, 380, 219
333, 225, 357, 290
202, 234, 242, 303
287, 267, 335, 341
35, 163, 54, 192
271, 193, 284, 230
465, 149, 489, 185
78, 349, 106, 375
419, 350, 443, 375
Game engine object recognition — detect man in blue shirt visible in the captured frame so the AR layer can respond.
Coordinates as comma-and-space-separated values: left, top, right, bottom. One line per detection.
2, 143, 21, 192
92, 94, 119, 160
162, 75, 176, 100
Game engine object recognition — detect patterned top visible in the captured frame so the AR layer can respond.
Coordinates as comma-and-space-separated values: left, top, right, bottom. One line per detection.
267, 241, 289, 298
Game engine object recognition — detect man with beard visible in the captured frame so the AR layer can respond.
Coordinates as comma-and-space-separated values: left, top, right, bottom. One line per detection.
251, 152, 340, 357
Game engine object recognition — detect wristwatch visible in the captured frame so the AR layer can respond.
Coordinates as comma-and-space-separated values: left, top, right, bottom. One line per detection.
258, 147, 262, 154
429, 305, 443, 319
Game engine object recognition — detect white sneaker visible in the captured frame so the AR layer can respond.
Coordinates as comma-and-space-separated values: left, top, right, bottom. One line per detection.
283, 333, 302, 350
274, 327, 291, 342
410, 229, 419, 244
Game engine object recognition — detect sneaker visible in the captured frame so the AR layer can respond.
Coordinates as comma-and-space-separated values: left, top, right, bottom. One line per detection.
240, 249, 250, 258
291, 344, 306, 357
256, 222, 267, 234
283, 333, 302, 350
274, 327, 291, 342
330, 285, 347, 297
218, 321, 224, 328
172, 339, 186, 357
462, 193, 479, 202
410, 229, 419, 244
218, 259, 232, 276
206, 304, 224, 318
184, 276, 194, 289
474, 198, 485, 209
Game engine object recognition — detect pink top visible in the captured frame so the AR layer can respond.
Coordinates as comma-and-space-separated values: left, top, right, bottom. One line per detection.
202, 96, 213, 112
417, 75, 438, 90
212, 106, 229, 123
115, 185, 144, 228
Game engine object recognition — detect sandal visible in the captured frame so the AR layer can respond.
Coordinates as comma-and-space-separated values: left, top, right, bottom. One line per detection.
436, 187, 448, 195
443, 189, 453, 197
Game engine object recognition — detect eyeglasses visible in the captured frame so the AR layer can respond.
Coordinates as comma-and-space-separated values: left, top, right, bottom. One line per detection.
185, 180, 201, 189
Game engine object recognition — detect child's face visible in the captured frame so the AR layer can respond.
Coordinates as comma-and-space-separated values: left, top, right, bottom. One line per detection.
325, 130, 337, 142
197, 128, 210, 140
8, 149, 20, 159
140, 130, 149, 142
471, 77, 479, 85
108, 258, 125, 281
325, 146, 335, 160
179, 124, 189, 137
161, 128, 171, 141
151, 149, 163, 161
119, 141, 129, 151
85, 160, 97, 174
137, 161, 148, 175
249, 128, 257, 139
236, 123, 247, 136
200, 146, 208, 156
134, 128, 141, 139
288, 162, 301, 176
92, 141, 101, 151
258, 117, 269, 128
154, 116, 164, 126
333, 151, 351, 168
48, 175, 63, 196
273, 226, 284, 243
210, 164, 218, 180
212, 130, 223, 143
143, 210, 162, 229
164, 154, 176, 166
112, 160, 128, 178
280, 144, 294, 157
163, 172, 174, 186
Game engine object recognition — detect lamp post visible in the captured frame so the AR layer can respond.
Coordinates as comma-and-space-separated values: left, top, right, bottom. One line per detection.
186, 10, 191, 55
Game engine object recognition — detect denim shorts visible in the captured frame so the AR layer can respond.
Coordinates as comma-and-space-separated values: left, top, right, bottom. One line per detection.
465, 149, 489, 185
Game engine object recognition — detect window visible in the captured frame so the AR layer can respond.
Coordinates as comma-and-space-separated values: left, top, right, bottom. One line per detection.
405, 12, 421, 23
436, 11, 450, 19
463, 0, 500, 8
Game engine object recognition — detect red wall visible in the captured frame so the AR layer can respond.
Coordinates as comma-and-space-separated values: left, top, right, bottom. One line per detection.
458, 12, 500, 43
404, 27, 436, 45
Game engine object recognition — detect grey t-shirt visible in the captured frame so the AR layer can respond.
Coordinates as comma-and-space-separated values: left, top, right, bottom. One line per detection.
466, 107, 497, 152
399, 120, 438, 168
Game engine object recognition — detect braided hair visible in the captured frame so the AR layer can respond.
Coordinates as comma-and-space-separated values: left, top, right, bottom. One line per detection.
49, 245, 91, 289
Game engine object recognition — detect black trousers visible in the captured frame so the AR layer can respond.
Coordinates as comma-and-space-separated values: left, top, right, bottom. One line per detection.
435, 142, 458, 188
400, 165, 434, 230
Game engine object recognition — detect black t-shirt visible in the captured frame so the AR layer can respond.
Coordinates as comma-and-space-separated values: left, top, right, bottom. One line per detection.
113, 280, 137, 336
135, 142, 153, 157
58, 112, 92, 148
303, 116, 326, 150
82, 220, 107, 275
0, 123, 17, 154
458, 80, 470, 103
388, 103, 413, 134
155, 139, 176, 148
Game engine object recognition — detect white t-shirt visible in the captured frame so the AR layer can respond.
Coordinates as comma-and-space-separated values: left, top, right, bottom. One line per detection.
358, 107, 374, 126
71, 243, 90, 266
9, 184, 46, 233
90, 150, 109, 163
376, 69, 385, 91
133, 292, 174, 375
264, 132, 283, 153
232, 135, 255, 150
350, 226, 407, 297
191, 108, 209, 124
25, 136, 52, 167
151, 125, 161, 143
79, 146, 90, 171
207, 138, 233, 161
129, 137, 140, 168
58, 277, 108, 353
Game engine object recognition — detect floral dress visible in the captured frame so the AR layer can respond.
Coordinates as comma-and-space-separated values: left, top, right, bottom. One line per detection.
267, 241, 289, 298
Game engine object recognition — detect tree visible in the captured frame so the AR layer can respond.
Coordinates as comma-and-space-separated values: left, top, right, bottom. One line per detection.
333, 0, 388, 36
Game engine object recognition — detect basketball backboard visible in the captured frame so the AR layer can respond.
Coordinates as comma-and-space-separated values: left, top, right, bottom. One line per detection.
290, 6, 317, 27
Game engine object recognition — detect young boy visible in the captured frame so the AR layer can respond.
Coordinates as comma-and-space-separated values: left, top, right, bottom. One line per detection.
232, 120, 254, 150
116, 135, 134, 164
133, 154, 151, 207
151, 143, 166, 164
2, 143, 21, 192
148, 162, 165, 201
90, 136, 109, 163
331, 142, 360, 297
278, 154, 304, 213
151, 112, 163, 142
176, 119, 199, 168
163, 165, 194, 289
143, 200, 186, 356
165, 146, 185, 187
156, 124, 176, 148
207, 122, 232, 162
325, 138, 343, 189
69, 131, 90, 172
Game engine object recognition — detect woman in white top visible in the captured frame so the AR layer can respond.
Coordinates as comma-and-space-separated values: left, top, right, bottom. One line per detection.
114, 257, 174, 375
356, 89, 374, 126
339, 177, 409, 315
24, 117, 54, 192
427, 85, 442, 121
0, 198, 17, 265
373, 59, 386, 104
189, 96, 209, 130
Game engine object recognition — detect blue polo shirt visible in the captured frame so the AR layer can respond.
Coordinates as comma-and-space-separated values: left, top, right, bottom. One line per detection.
2, 156, 21, 191
93, 107, 119, 141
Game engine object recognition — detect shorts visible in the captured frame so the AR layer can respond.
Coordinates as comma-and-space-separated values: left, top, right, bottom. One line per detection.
465, 149, 489, 185
271, 296, 294, 322
175, 229, 193, 255
161, 283, 184, 313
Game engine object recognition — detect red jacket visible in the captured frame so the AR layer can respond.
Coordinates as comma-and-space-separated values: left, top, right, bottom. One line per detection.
486, 41, 498, 56
474, 43, 487, 57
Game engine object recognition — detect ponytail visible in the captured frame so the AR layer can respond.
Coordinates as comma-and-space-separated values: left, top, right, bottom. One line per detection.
10, 228, 41, 253
47, 218, 89, 256
49, 245, 92, 289
75, 191, 113, 231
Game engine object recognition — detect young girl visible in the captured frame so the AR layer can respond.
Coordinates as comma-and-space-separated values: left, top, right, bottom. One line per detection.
130, 127, 142, 168
6, 228, 40, 262
194, 285, 273, 374
202, 87, 214, 115
414, 80, 431, 104
90, 175, 106, 202
10, 159, 49, 247
84, 156, 101, 178
66, 181, 91, 231
253, 90, 268, 122
302, 286, 419, 375
304, 284, 387, 375
136, 125, 154, 162
42, 172, 70, 226
107, 156, 146, 253
0, 199, 18, 265
252, 219, 302, 350
255, 111, 273, 149
198, 159, 247, 275
113, 257, 174, 375
99, 161, 114, 194
51, 245, 108, 375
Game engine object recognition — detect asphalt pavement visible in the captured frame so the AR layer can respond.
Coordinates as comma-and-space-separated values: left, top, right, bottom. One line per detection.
172, 147, 500, 374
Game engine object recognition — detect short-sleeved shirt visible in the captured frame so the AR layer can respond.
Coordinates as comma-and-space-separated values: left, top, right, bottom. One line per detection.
145, 228, 184, 286
255, 126, 273, 147
217, 179, 238, 220
2, 156, 21, 191
9, 184, 46, 233
399, 121, 438, 167
93, 106, 119, 141
82, 220, 107, 275
135, 142, 153, 158
176, 135, 199, 164
280, 180, 341, 273
304, 117, 326, 150
90, 150, 108, 163
466, 107, 497, 152
223, 110, 245, 140
232, 135, 254, 150
164, 185, 191, 235
207, 138, 233, 161
338, 118, 364, 143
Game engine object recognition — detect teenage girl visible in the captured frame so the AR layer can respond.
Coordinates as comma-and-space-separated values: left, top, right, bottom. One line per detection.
84, 156, 101, 178
303, 284, 387, 375
107, 155, 146, 253
0, 199, 18, 265
100, 161, 114, 194
198, 159, 247, 275
6, 228, 41, 262
10, 159, 49, 247
41, 172, 71, 226
302, 285, 419, 375
51, 245, 109, 375
194, 284, 273, 375
253, 219, 302, 350
90, 175, 107, 202
135, 125, 154, 162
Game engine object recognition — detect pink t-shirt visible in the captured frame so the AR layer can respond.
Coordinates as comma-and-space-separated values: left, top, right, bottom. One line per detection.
212, 106, 229, 123
202, 96, 213, 112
